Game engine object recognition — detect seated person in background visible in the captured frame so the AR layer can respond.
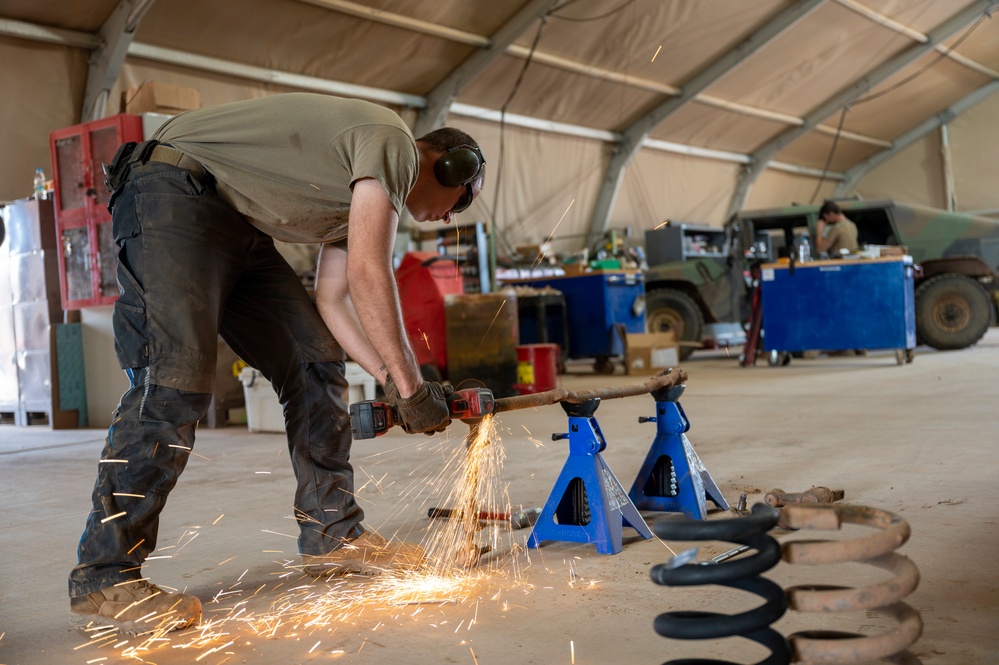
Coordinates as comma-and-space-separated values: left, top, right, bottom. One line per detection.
815, 201, 859, 258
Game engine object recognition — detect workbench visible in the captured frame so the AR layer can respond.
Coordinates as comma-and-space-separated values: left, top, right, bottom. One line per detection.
760, 256, 916, 365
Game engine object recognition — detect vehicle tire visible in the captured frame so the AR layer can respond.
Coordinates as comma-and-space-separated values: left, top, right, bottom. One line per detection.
646, 289, 704, 361
914, 274, 992, 350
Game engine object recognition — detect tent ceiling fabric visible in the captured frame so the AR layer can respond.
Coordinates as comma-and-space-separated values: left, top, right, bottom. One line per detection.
2, 0, 998, 242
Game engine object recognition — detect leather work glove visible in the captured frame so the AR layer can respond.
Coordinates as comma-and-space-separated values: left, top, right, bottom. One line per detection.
385, 378, 452, 435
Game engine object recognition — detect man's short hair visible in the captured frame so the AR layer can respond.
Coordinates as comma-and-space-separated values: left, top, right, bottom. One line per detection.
819, 201, 841, 218
416, 127, 478, 154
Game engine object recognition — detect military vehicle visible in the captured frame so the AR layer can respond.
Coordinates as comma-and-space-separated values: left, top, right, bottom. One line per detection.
644, 200, 999, 360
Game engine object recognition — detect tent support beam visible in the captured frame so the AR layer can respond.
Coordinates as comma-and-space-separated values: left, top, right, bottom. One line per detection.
586, 0, 827, 238
725, 0, 999, 220
81, 0, 156, 121
413, 0, 557, 138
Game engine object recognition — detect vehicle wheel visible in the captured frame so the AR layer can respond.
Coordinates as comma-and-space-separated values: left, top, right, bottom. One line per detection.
646, 289, 704, 361
914, 274, 992, 350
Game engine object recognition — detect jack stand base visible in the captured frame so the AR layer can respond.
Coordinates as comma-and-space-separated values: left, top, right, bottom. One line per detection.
527, 399, 653, 555
628, 386, 728, 520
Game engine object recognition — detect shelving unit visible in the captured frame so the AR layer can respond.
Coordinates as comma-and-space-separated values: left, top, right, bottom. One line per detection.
49, 114, 144, 309
645, 223, 726, 265
411, 221, 492, 293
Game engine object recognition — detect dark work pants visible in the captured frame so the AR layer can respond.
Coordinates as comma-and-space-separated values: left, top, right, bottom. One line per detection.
69, 162, 363, 598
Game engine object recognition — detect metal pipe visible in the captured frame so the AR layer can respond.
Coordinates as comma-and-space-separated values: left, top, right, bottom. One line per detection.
491, 367, 687, 414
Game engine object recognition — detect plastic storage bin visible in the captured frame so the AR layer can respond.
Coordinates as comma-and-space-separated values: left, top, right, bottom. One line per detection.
239, 362, 376, 433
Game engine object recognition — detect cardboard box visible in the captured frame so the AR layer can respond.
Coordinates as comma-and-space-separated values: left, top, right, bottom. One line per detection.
624, 332, 679, 375
122, 81, 202, 115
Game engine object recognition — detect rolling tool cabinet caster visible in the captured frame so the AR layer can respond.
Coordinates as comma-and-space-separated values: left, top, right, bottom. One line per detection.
768, 350, 790, 366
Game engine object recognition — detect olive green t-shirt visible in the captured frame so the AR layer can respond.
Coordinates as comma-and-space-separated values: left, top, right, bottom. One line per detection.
152, 93, 418, 243
823, 217, 859, 255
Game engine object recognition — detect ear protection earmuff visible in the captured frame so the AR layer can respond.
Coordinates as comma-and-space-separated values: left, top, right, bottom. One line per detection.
434, 145, 485, 187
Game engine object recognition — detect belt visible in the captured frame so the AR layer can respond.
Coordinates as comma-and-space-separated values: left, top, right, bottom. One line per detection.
147, 145, 209, 181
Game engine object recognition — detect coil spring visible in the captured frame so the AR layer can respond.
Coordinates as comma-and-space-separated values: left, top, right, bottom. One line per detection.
651, 503, 790, 665
780, 503, 923, 664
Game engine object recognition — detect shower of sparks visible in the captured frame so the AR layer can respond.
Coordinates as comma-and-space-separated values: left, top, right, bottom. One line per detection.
651, 45, 662, 62
419, 329, 431, 349
571, 640, 576, 663
78, 414, 619, 664
653, 219, 670, 230
100, 511, 126, 524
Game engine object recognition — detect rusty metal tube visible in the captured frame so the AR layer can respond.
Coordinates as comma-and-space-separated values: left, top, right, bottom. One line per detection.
492, 367, 687, 414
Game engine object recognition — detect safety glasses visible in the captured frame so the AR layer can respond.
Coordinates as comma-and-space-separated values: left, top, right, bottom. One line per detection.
451, 182, 475, 214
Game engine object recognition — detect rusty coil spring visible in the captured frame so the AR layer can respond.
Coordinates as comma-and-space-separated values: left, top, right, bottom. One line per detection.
780, 503, 923, 664
650, 503, 790, 665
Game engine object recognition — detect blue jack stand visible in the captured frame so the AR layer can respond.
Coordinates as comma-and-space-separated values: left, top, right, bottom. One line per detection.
627, 384, 729, 520
527, 399, 653, 554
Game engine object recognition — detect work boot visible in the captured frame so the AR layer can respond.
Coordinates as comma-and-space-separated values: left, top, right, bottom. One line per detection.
302, 531, 426, 577
69, 579, 202, 634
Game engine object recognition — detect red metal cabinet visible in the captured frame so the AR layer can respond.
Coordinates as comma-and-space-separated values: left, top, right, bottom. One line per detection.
49, 114, 143, 309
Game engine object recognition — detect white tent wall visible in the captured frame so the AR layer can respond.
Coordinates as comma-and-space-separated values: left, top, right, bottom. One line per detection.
748, 170, 840, 211
0, 37, 87, 203
854, 132, 947, 209
948, 92, 999, 215
612, 150, 741, 229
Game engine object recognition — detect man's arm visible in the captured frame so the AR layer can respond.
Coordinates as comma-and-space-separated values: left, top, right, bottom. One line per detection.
316, 177, 423, 396
815, 220, 832, 254
314, 241, 387, 382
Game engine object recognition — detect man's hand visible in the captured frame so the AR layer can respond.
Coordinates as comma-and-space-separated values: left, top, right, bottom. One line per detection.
385, 378, 452, 434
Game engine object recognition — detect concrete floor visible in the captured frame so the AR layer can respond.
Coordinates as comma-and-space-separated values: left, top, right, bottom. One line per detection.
2, 330, 998, 665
